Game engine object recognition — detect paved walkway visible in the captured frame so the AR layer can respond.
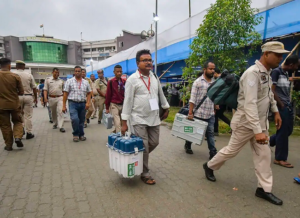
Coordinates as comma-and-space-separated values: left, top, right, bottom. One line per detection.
0, 107, 300, 218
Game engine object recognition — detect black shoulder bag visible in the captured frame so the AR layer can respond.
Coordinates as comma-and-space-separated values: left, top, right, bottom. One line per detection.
178, 95, 207, 116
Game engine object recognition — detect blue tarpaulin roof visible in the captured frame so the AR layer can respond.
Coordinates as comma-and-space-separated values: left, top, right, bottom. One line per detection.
88, 0, 300, 77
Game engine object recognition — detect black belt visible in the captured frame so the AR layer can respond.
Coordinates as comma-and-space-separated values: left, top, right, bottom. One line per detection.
68, 99, 86, 103
112, 102, 123, 106
23, 94, 32, 96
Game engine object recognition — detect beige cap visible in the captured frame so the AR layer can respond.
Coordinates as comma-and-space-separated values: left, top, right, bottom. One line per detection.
261, 42, 290, 54
15, 60, 25, 65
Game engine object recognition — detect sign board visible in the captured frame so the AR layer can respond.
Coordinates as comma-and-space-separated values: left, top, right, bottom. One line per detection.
99, 53, 110, 57
19, 37, 68, 45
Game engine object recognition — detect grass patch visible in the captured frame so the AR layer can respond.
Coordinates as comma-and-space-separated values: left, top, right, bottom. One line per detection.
166, 107, 300, 136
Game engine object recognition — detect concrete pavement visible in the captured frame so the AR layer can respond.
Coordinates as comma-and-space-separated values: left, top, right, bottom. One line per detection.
0, 107, 300, 218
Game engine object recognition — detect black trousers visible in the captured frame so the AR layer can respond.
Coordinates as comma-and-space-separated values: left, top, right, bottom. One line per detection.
214, 105, 231, 133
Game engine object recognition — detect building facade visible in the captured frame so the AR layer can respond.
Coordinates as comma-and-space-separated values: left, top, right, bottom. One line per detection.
3, 35, 83, 81
0, 36, 5, 58
116, 30, 143, 53
81, 39, 117, 63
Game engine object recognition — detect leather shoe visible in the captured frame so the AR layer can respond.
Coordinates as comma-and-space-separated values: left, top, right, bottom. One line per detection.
255, 188, 283, 205
203, 162, 216, 182
209, 152, 217, 160
49, 120, 53, 123
15, 138, 24, 148
26, 133, 35, 140
98, 120, 101, 124
4, 146, 13, 151
87, 118, 90, 124
53, 125, 58, 129
60, 128, 66, 133
184, 143, 193, 154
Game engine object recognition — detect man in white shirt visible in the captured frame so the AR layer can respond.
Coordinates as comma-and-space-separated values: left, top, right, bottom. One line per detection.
121, 49, 170, 185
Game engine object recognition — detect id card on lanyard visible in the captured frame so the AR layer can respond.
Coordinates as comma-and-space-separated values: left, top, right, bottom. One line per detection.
139, 72, 159, 111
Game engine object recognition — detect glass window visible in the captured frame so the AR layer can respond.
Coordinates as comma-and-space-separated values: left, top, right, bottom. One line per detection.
0, 53, 3, 57
83, 48, 90, 52
92, 48, 96, 52
22, 42, 67, 63
98, 47, 104, 52
0, 43, 2, 47
105, 47, 112, 51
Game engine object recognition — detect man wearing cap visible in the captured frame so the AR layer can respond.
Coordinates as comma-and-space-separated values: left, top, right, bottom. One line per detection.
44, 68, 65, 133
14, 60, 37, 139
203, 42, 289, 206
0, 58, 24, 150
95, 69, 107, 124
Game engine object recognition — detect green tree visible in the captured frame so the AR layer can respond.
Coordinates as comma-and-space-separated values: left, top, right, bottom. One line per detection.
182, 0, 263, 90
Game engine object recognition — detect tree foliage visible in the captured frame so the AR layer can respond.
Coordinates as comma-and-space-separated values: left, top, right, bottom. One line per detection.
182, 0, 263, 88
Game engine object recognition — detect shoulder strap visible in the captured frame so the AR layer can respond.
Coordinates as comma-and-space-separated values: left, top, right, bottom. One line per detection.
193, 95, 207, 114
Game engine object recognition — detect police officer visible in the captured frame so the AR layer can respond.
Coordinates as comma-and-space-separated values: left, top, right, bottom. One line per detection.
95, 69, 107, 124
0, 58, 24, 150
203, 42, 289, 206
82, 69, 94, 127
44, 68, 65, 133
14, 60, 37, 139
90, 74, 99, 119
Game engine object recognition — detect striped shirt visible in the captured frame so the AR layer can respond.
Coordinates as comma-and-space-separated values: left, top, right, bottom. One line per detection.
64, 77, 91, 102
189, 75, 215, 119
271, 67, 291, 105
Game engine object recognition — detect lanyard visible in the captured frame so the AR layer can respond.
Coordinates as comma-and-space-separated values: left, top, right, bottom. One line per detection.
139, 72, 151, 94
76, 79, 82, 89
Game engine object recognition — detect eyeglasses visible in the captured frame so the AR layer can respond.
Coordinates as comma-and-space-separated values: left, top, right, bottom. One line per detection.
140, 59, 154, 63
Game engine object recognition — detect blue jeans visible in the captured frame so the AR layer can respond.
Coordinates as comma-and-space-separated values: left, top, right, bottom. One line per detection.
186, 115, 217, 154
270, 105, 294, 161
69, 101, 86, 137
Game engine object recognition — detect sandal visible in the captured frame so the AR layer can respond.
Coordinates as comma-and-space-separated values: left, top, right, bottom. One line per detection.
141, 176, 156, 185
79, 136, 86, 141
274, 160, 294, 168
73, 137, 79, 142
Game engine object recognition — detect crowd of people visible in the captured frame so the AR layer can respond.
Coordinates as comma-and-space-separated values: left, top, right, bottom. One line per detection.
0, 41, 299, 206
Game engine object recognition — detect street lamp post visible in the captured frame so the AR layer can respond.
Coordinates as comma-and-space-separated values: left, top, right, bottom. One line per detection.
154, 0, 158, 75
81, 32, 94, 74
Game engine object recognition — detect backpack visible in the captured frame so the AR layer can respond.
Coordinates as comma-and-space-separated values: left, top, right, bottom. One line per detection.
207, 70, 239, 110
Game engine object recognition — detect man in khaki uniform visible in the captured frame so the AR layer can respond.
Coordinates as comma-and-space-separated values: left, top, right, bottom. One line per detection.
44, 68, 65, 133
82, 69, 94, 128
203, 42, 289, 206
90, 74, 99, 119
14, 60, 37, 139
0, 58, 24, 150
95, 69, 107, 124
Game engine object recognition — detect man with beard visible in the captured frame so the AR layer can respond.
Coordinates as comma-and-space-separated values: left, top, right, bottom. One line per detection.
203, 41, 288, 206
269, 55, 299, 168
185, 61, 218, 159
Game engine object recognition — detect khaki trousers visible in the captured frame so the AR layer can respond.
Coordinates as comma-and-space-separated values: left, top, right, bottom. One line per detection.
207, 123, 273, 192
49, 96, 64, 128
98, 97, 106, 121
110, 103, 122, 133
19, 96, 33, 133
85, 100, 95, 124
133, 125, 160, 177
0, 108, 23, 147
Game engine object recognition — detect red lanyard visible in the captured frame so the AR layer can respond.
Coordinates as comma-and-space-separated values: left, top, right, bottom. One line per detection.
76, 79, 82, 89
139, 72, 151, 94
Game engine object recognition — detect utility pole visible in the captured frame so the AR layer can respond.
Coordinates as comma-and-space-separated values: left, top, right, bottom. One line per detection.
189, 0, 191, 17
155, 0, 158, 75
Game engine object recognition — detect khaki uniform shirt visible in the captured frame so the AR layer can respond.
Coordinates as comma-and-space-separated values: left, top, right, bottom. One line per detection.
14, 69, 36, 94
44, 77, 64, 96
91, 80, 99, 96
0, 70, 24, 110
85, 78, 92, 88
231, 60, 278, 134
95, 78, 107, 98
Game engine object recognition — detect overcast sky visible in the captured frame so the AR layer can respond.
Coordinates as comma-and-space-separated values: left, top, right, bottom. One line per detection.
1, 0, 217, 41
